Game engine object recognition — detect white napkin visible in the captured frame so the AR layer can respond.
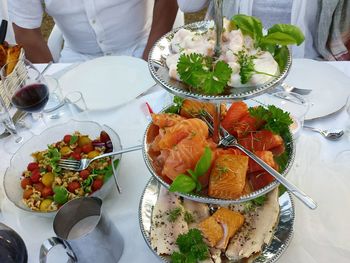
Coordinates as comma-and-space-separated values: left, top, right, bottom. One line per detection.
282, 135, 350, 262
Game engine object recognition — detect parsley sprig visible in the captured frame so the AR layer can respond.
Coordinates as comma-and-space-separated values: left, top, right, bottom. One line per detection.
177, 53, 232, 95
248, 105, 293, 136
171, 229, 209, 263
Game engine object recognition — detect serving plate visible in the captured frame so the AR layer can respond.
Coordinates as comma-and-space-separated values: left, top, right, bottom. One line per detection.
139, 177, 295, 263
148, 20, 292, 102
3, 119, 122, 217
142, 104, 295, 205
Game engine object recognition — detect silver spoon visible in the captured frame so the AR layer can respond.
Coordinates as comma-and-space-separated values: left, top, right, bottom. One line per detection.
304, 125, 344, 141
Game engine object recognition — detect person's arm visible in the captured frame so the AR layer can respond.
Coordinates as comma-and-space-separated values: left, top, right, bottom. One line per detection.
13, 24, 53, 63
142, 0, 178, 60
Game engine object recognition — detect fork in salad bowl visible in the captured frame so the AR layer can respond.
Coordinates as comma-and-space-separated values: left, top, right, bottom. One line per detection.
58, 145, 142, 171
200, 111, 317, 210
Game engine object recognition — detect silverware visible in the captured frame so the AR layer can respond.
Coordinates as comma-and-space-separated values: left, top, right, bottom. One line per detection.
201, 112, 317, 210
279, 83, 312, 95
304, 125, 344, 140
58, 145, 142, 171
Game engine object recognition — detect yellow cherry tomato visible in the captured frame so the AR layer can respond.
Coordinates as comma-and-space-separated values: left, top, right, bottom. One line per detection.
42, 172, 54, 187
87, 150, 100, 159
39, 199, 53, 212
60, 146, 72, 156
78, 136, 92, 147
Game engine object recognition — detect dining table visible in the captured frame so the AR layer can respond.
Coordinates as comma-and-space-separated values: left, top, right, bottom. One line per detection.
0, 59, 350, 263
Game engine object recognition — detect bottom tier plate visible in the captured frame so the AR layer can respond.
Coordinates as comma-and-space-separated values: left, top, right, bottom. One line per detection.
139, 177, 295, 263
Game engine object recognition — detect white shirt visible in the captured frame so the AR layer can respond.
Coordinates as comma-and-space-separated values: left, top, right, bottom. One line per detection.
8, 0, 154, 62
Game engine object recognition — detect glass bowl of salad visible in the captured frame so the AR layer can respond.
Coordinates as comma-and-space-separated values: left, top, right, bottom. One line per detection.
3, 119, 122, 216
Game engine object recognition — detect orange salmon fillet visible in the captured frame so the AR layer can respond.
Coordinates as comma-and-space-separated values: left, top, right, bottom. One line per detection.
199, 216, 224, 247
180, 99, 216, 119
221, 101, 248, 135
248, 151, 278, 173
151, 113, 185, 128
208, 154, 249, 199
238, 130, 283, 152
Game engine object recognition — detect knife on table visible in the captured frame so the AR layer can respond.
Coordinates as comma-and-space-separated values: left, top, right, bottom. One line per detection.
0, 20, 8, 44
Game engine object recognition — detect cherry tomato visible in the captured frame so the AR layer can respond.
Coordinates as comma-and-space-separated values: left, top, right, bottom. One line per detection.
60, 146, 72, 156
82, 144, 93, 154
71, 152, 82, 160
63, 134, 72, 144
68, 181, 80, 193
33, 182, 45, 193
27, 162, 39, 171
30, 170, 41, 183
46, 165, 52, 172
78, 136, 92, 147
79, 170, 90, 180
92, 179, 103, 191
74, 147, 82, 154
41, 186, 54, 198
23, 188, 33, 199
21, 178, 32, 189
87, 150, 100, 159
100, 131, 110, 143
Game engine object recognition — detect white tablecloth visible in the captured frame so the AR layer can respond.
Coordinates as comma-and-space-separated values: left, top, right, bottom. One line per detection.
0, 60, 349, 263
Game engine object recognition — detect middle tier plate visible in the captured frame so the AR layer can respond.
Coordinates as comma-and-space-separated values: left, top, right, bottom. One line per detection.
148, 20, 292, 102
142, 103, 295, 205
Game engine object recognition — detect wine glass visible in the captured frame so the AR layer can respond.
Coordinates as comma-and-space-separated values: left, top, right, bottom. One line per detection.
1, 58, 49, 115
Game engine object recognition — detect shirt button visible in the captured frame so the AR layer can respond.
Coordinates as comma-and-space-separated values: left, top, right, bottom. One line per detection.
99, 40, 103, 44
92, 19, 96, 24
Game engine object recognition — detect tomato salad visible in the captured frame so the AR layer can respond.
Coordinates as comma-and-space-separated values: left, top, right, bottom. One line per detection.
20, 131, 118, 212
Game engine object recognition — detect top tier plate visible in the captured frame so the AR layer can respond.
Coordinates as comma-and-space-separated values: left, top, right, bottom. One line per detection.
148, 20, 292, 102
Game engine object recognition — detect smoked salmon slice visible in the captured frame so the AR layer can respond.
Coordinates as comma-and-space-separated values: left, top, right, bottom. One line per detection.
208, 154, 249, 199
180, 99, 216, 119
238, 130, 283, 152
221, 101, 248, 135
248, 151, 278, 173
151, 113, 185, 128
198, 216, 224, 247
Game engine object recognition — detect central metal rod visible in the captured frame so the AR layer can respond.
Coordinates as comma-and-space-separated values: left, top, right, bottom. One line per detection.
214, 0, 223, 57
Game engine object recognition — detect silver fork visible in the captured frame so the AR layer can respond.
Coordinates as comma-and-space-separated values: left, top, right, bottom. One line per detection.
200, 112, 317, 210
279, 83, 312, 95
58, 145, 142, 171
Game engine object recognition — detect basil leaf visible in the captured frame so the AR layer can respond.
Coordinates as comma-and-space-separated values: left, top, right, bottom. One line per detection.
169, 174, 196, 193
273, 46, 289, 72
268, 24, 305, 45
69, 135, 78, 145
260, 32, 300, 46
231, 14, 263, 43
53, 186, 68, 205
194, 147, 212, 177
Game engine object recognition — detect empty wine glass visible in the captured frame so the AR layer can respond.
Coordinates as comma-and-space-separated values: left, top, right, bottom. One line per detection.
1, 58, 49, 115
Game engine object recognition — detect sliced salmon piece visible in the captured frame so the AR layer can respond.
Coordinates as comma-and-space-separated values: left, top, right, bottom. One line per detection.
198, 216, 224, 247
208, 154, 249, 199
238, 130, 283, 152
212, 207, 245, 250
248, 171, 275, 191
158, 118, 209, 150
151, 113, 185, 128
270, 143, 286, 157
234, 114, 262, 138
248, 151, 278, 173
221, 101, 248, 135
180, 99, 216, 118
215, 147, 243, 157
162, 135, 208, 181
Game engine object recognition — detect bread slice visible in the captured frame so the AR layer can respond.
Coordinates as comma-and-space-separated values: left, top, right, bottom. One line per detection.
6, 45, 22, 75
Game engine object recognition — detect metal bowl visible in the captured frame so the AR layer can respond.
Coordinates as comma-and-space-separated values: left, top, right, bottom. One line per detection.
139, 177, 295, 263
142, 103, 295, 205
148, 20, 292, 102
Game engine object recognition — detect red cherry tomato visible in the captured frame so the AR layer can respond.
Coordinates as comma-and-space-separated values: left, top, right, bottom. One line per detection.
21, 178, 32, 189
68, 181, 80, 193
63, 134, 72, 144
100, 131, 110, 143
27, 162, 39, 171
30, 170, 41, 183
71, 152, 82, 160
42, 186, 54, 198
79, 170, 90, 180
82, 144, 94, 154
74, 147, 82, 154
33, 182, 45, 193
92, 179, 103, 191
46, 165, 52, 172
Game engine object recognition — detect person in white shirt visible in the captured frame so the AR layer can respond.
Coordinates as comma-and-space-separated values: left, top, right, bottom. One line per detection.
177, 0, 350, 61
8, 0, 178, 63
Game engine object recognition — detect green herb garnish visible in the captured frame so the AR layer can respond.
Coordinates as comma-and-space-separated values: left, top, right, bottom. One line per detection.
169, 147, 212, 194
184, 211, 195, 224
69, 135, 78, 145
46, 146, 61, 174
53, 186, 68, 205
165, 96, 184, 114
167, 207, 183, 223
171, 229, 209, 263
243, 195, 267, 212
248, 105, 293, 136
177, 53, 232, 95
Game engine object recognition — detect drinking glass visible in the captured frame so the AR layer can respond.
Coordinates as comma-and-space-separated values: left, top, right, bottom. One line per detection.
1, 58, 49, 115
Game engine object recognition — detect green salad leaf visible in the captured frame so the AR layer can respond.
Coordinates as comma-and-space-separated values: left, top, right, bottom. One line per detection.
169, 174, 197, 193
231, 14, 263, 44
53, 186, 68, 205
69, 135, 78, 145
267, 24, 305, 45
165, 96, 184, 114
273, 46, 289, 72
46, 146, 61, 174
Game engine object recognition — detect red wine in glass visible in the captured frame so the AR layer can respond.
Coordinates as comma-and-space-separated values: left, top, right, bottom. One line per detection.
11, 83, 49, 113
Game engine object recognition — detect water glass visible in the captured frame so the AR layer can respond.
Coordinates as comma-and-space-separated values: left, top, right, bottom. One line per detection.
64, 91, 89, 120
